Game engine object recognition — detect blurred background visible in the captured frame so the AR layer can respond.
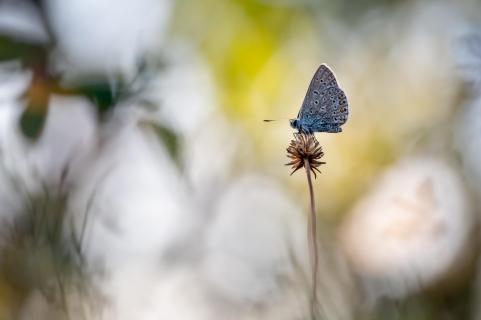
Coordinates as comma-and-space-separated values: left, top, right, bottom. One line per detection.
0, 0, 481, 319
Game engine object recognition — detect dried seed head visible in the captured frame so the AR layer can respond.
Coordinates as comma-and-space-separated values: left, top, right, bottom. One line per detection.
286, 133, 325, 178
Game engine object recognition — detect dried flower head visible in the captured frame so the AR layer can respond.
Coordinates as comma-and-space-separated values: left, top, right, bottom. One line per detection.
286, 133, 325, 178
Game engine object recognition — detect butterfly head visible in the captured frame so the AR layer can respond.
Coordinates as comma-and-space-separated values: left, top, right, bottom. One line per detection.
289, 119, 298, 129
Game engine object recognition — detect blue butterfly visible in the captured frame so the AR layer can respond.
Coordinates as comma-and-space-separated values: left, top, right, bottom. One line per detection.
290, 64, 349, 134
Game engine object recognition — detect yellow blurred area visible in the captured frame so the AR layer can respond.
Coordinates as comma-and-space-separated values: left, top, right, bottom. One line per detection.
173, 0, 463, 219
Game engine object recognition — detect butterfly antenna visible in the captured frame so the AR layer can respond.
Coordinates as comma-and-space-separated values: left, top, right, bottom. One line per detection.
263, 117, 292, 122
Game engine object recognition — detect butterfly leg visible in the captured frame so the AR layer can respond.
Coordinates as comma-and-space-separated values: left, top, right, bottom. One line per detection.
297, 124, 313, 134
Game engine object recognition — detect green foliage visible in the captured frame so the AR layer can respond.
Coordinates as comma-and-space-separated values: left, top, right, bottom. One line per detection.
75, 81, 120, 119
0, 183, 89, 316
0, 35, 47, 66
142, 122, 180, 163
19, 107, 48, 140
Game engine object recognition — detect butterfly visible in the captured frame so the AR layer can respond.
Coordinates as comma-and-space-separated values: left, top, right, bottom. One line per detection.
289, 64, 349, 134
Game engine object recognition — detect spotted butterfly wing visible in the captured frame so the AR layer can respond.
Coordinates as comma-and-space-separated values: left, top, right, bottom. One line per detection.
297, 64, 349, 133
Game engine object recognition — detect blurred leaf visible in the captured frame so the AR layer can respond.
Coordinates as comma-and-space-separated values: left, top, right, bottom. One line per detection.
141, 122, 180, 163
0, 35, 47, 66
75, 82, 119, 118
138, 99, 159, 111
0, 187, 91, 314
19, 107, 47, 140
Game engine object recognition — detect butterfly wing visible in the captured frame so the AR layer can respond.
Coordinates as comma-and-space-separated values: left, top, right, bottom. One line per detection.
298, 64, 339, 120
298, 64, 349, 132
314, 86, 349, 131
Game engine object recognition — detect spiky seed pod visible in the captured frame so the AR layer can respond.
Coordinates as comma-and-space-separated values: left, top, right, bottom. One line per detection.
286, 133, 325, 178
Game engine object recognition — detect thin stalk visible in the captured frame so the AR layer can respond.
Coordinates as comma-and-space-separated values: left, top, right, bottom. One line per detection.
304, 158, 319, 318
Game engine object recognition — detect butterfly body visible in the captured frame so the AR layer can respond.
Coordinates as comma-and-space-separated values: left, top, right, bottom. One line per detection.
291, 64, 349, 134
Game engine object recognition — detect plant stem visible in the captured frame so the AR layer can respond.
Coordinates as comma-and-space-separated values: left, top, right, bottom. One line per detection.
304, 158, 319, 317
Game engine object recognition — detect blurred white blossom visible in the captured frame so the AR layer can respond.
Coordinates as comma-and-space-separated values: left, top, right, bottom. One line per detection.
0, 63, 31, 101
202, 175, 305, 304
69, 120, 193, 268
150, 43, 217, 136
340, 157, 473, 299
45, 0, 173, 77
96, 175, 309, 320
0, 1, 48, 43
28, 96, 98, 185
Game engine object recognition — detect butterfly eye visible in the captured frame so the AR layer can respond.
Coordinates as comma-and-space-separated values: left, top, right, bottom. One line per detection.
313, 90, 319, 95
340, 107, 346, 112
314, 100, 319, 105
